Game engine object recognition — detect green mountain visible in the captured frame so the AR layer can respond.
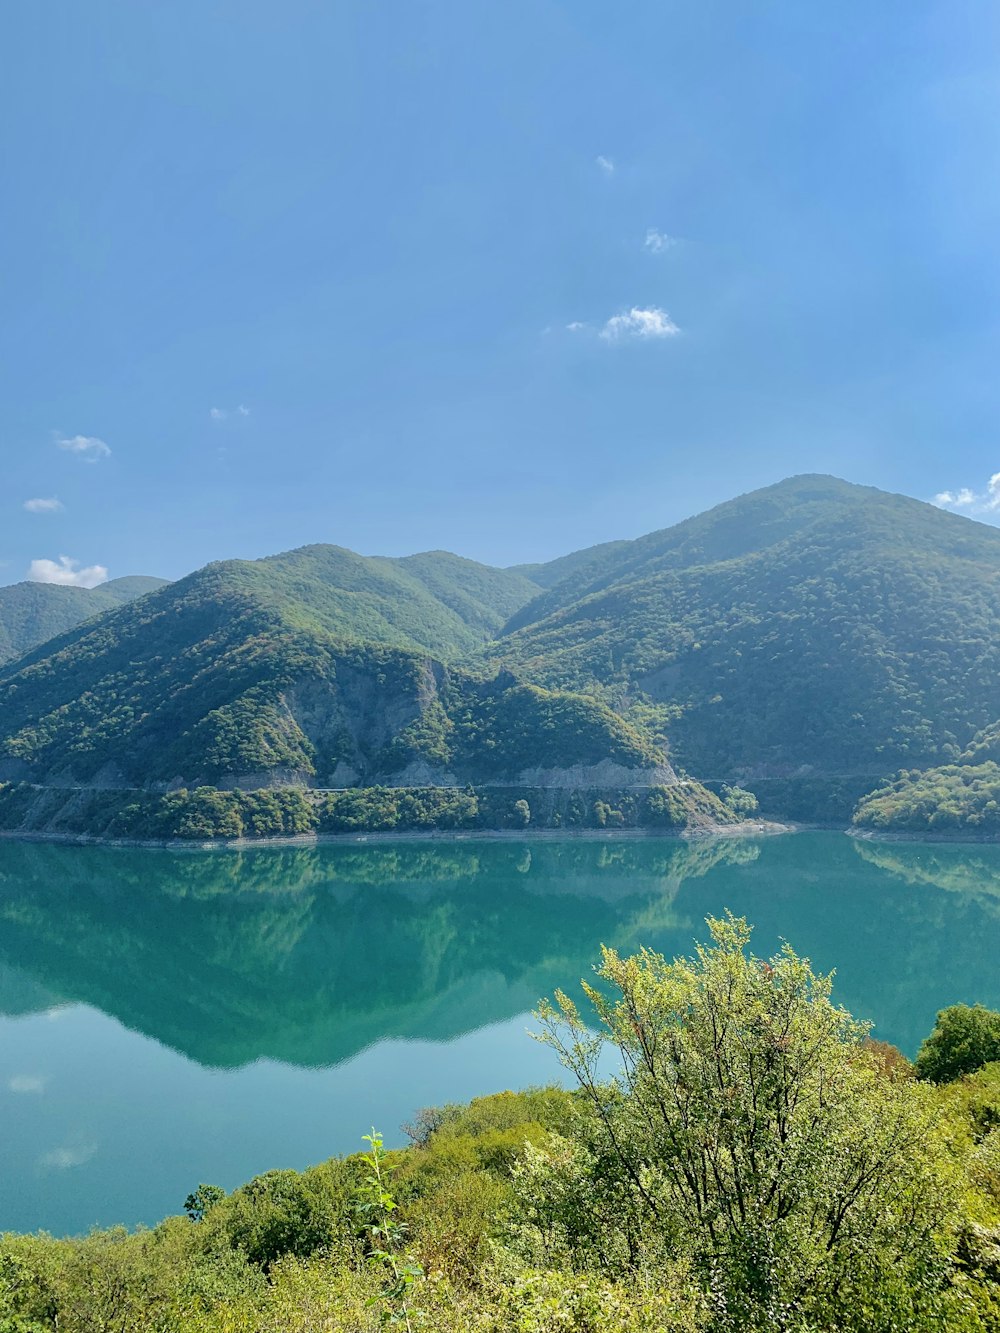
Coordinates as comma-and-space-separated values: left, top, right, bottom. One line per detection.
499, 475, 1000, 778
0, 548, 661, 788
5, 475, 1000, 807
0, 575, 167, 666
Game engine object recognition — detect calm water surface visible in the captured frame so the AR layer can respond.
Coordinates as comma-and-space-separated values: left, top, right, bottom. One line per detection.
2, 830, 1000, 1235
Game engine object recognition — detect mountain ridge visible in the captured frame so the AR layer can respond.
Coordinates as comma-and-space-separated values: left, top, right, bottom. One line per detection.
2, 475, 998, 810
0, 575, 168, 666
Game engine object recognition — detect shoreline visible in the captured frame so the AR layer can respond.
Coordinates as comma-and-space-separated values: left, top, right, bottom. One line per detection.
0, 817, 795, 854
848, 826, 1000, 845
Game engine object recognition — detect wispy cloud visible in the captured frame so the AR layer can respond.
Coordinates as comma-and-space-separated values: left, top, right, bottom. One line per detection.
55, 434, 111, 463
595, 155, 615, 175
39, 1142, 97, 1170
566, 321, 588, 332
23, 497, 64, 514
644, 228, 678, 254
9, 1074, 46, 1094
600, 307, 680, 341
27, 556, 108, 588
210, 404, 251, 421
933, 473, 1000, 514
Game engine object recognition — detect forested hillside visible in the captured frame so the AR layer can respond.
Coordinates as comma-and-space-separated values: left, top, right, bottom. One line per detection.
0, 555, 659, 789
500, 475, 1000, 778
854, 719, 1000, 834
0, 575, 166, 665
5, 477, 1000, 807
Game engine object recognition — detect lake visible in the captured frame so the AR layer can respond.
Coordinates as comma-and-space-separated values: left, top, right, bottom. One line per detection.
2, 829, 1000, 1236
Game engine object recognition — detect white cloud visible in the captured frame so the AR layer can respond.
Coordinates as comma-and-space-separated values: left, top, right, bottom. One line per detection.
600, 307, 680, 341
23, 497, 64, 514
9, 1074, 46, 1094
566, 321, 588, 332
237, 403, 250, 416
55, 434, 111, 463
596, 155, 615, 175
644, 228, 678, 254
39, 1142, 97, 1170
933, 473, 1000, 514
27, 556, 108, 588
209, 407, 226, 420
210, 404, 251, 421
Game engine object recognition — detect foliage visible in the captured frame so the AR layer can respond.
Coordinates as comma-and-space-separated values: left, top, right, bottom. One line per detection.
356, 1130, 423, 1328
500, 475, 1000, 778
736, 775, 883, 823
536, 916, 965, 1330
855, 760, 1000, 833
719, 784, 758, 818
916, 1005, 1000, 1083
11, 476, 1000, 802
184, 1185, 226, 1223
0, 576, 166, 666
5, 922, 1000, 1330
0, 775, 734, 842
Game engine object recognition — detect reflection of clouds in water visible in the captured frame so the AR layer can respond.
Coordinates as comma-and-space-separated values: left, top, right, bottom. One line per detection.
45, 1006, 70, 1021
39, 1142, 97, 1170
9, 1074, 45, 1093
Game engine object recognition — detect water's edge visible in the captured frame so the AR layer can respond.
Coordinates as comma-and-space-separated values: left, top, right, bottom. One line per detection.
0, 818, 794, 852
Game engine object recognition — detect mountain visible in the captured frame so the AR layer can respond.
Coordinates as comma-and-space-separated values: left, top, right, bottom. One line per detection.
499, 475, 1000, 778
0, 548, 660, 788
0, 575, 167, 666
4, 475, 1000, 805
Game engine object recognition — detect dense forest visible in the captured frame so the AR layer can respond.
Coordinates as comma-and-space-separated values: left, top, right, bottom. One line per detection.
0, 777, 737, 842
854, 721, 1000, 833
4, 920, 1000, 1332
3, 475, 1000, 831
0, 575, 166, 665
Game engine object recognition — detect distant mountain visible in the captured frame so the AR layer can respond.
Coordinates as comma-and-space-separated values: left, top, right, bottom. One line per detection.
499, 475, 1000, 778
4, 476, 1000, 802
0, 548, 658, 788
0, 575, 167, 666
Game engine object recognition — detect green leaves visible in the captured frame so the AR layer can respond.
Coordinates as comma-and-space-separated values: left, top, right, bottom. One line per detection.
357, 1129, 424, 1330
536, 916, 954, 1329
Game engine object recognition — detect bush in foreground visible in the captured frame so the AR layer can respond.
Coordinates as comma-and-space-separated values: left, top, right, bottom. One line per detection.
3, 922, 1000, 1331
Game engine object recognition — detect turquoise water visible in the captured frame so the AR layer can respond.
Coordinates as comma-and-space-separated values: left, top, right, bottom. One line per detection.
2, 831, 1000, 1235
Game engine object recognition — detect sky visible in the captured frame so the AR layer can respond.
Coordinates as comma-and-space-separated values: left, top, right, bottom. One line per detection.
4, 0, 1000, 587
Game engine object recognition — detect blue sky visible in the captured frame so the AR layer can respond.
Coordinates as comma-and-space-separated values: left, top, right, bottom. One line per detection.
4, 0, 1000, 586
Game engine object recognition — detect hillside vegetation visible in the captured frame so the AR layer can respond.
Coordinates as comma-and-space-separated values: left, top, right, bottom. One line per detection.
854, 720, 1000, 834
0, 575, 166, 665
4, 921, 1000, 1332
5, 477, 1000, 807
0, 555, 660, 788
500, 475, 1000, 778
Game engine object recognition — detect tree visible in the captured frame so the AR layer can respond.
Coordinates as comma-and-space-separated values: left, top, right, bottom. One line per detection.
536, 916, 955, 1331
184, 1183, 226, 1223
512, 799, 531, 828
915, 1003, 1000, 1083
720, 784, 759, 818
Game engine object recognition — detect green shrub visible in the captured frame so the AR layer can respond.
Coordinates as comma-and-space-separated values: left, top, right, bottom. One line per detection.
916, 1005, 1000, 1083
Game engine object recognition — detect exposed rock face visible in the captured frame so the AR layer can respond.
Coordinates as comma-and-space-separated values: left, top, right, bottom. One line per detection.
381, 760, 459, 788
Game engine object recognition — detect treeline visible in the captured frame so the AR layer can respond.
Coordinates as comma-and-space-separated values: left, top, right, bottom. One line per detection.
854, 762, 1000, 833
5, 920, 1000, 1331
0, 778, 743, 842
